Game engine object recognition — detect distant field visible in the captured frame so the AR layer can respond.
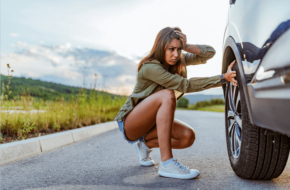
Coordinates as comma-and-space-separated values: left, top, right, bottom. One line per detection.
0, 74, 124, 101
177, 105, 225, 113
183, 94, 224, 104
1, 90, 127, 144
1, 73, 128, 144
177, 97, 225, 113
196, 105, 225, 112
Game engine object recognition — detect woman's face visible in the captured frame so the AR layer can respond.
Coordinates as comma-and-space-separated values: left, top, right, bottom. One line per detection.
164, 38, 182, 65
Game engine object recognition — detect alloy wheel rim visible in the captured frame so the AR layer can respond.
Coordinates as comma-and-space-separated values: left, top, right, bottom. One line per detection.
227, 82, 242, 159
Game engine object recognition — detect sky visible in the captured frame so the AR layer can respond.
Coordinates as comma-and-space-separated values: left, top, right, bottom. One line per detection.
1, 0, 229, 95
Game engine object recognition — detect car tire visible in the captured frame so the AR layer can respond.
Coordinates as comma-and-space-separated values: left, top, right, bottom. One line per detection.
225, 63, 290, 180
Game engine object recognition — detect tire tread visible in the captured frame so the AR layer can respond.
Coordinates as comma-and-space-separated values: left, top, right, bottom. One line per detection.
225, 63, 290, 180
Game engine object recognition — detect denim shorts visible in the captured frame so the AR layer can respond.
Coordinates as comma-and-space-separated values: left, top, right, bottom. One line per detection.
117, 116, 146, 144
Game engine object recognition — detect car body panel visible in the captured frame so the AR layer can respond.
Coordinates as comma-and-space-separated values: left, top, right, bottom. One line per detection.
222, 0, 290, 136
248, 28, 290, 137
222, 37, 254, 124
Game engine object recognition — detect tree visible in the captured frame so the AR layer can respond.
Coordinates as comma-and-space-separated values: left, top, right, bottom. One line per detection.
177, 97, 189, 108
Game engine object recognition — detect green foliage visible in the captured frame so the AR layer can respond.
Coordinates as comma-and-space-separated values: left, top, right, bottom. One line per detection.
0, 66, 128, 141
177, 97, 189, 108
4, 64, 14, 101
196, 105, 225, 112
53, 123, 60, 132
18, 118, 37, 140
188, 98, 225, 110
1, 89, 127, 139
0, 74, 123, 101
3, 64, 14, 140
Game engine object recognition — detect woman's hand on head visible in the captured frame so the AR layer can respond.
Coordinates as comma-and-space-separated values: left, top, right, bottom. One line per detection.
224, 60, 238, 87
174, 30, 187, 50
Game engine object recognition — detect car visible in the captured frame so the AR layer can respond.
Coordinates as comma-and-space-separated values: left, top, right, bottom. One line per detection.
221, 0, 290, 180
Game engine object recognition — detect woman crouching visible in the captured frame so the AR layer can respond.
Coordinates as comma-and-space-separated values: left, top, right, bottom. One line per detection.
114, 27, 237, 179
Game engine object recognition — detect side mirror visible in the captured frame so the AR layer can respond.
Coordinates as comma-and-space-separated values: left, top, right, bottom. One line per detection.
230, 0, 236, 5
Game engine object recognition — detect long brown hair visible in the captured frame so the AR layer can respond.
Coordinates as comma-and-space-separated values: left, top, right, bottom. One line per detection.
138, 27, 184, 76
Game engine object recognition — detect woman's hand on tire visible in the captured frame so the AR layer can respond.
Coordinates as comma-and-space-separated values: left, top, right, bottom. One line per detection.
224, 60, 238, 87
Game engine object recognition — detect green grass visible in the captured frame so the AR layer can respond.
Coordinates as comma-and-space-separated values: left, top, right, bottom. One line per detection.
177, 98, 225, 113
0, 65, 129, 143
176, 107, 188, 110
195, 104, 225, 112
177, 104, 225, 112
1, 89, 127, 141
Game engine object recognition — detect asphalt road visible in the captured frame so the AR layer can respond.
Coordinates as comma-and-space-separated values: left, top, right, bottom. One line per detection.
1, 110, 290, 190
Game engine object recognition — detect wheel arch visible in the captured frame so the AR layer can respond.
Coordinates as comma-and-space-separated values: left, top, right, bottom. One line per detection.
222, 36, 254, 125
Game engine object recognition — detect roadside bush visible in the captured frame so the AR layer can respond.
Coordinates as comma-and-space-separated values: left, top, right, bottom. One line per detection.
188, 98, 225, 110
0, 64, 129, 143
177, 97, 189, 108
0, 89, 127, 141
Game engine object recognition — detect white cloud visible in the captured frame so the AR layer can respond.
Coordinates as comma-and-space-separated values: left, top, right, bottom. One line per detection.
9, 33, 18, 37
55, 70, 82, 80
2, 0, 229, 95
20, 71, 35, 77
116, 74, 136, 85
107, 85, 135, 96
1, 41, 137, 95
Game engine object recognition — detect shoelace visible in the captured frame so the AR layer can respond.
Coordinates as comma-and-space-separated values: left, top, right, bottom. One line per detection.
141, 149, 153, 161
172, 159, 189, 172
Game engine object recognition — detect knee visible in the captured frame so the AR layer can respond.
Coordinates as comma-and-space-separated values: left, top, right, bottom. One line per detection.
182, 128, 195, 148
161, 89, 176, 107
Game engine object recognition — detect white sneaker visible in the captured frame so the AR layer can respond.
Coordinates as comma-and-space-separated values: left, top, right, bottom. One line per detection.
158, 159, 200, 179
135, 141, 155, 166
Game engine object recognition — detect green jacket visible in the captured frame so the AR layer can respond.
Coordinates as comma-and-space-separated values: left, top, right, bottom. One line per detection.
114, 44, 222, 121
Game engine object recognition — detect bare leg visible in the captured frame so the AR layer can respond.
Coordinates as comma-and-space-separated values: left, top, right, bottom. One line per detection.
124, 89, 176, 162
144, 119, 195, 149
